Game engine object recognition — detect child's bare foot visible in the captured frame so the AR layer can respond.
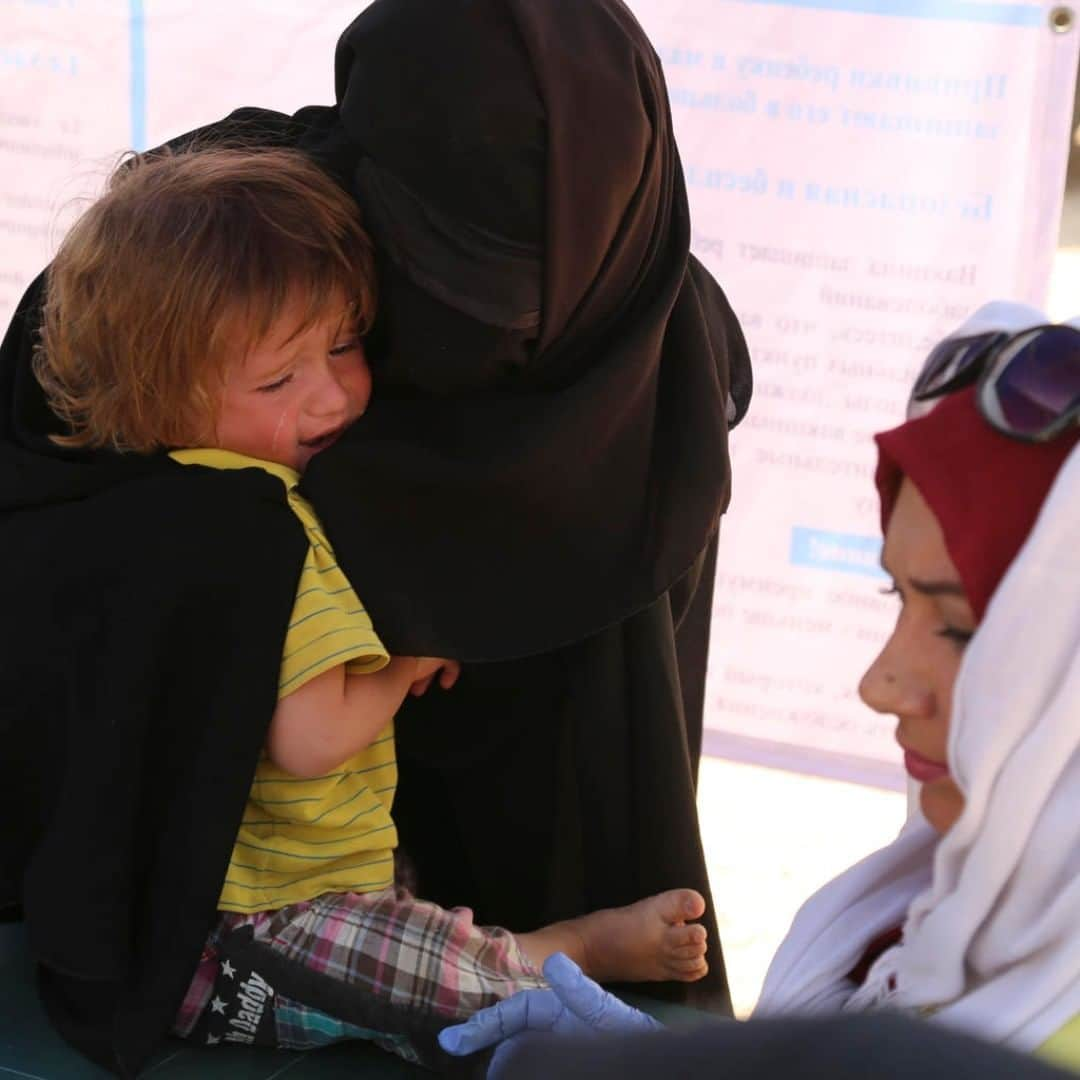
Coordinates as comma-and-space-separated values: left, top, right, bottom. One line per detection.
576, 888, 708, 983
519, 889, 708, 984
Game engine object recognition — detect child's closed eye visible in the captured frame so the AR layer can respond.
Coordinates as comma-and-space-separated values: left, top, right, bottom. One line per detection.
257, 373, 294, 393
329, 340, 362, 358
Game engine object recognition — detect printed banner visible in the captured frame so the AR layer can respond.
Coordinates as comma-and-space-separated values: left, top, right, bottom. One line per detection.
3, 0, 1076, 787
628, 0, 1078, 786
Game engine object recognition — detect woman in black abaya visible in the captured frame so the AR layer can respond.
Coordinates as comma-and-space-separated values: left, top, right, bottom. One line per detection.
0, 0, 750, 1060
299, 0, 751, 1013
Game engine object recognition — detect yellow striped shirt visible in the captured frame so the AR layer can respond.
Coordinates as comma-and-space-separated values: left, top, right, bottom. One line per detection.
170, 449, 396, 911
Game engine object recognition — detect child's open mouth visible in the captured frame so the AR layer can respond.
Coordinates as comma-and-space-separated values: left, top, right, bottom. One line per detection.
301, 425, 346, 452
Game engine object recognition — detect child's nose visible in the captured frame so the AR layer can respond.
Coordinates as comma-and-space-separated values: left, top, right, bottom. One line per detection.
310, 373, 351, 416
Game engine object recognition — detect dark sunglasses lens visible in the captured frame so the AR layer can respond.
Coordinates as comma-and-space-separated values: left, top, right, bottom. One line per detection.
914, 334, 998, 399
994, 327, 1080, 436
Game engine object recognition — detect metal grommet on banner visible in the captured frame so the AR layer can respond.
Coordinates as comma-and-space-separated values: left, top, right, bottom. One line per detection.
1049, 6, 1074, 32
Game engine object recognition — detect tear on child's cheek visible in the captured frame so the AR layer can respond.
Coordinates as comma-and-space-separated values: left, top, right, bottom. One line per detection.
271, 408, 291, 453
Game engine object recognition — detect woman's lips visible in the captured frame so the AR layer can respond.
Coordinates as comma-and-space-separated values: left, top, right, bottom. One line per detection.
903, 749, 950, 784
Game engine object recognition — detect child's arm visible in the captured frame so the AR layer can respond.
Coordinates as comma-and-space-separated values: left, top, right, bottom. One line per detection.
267, 656, 459, 778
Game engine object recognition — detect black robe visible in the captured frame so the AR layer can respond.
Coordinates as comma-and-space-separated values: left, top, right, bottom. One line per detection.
1, 0, 751, 1072
0, 282, 306, 1072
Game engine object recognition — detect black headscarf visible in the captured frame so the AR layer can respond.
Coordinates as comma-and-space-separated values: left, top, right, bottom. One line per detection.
300, 0, 750, 659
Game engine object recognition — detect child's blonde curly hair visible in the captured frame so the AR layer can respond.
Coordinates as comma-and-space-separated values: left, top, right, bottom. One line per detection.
34, 145, 377, 452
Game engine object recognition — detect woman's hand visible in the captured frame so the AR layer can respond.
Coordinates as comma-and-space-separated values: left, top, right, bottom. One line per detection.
438, 953, 663, 1073
409, 657, 461, 696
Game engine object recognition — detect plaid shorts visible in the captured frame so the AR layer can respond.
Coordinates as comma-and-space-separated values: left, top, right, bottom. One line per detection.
174, 884, 547, 1064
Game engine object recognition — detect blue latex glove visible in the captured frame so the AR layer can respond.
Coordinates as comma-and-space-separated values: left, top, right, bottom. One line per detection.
438, 952, 664, 1075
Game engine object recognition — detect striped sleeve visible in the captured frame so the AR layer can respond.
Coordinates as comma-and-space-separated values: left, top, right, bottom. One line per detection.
278, 543, 389, 698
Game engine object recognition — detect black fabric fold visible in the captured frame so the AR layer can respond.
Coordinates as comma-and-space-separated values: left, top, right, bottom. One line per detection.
352, 157, 542, 332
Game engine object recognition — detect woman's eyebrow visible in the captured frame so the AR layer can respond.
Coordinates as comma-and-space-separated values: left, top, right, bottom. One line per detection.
908, 576, 966, 597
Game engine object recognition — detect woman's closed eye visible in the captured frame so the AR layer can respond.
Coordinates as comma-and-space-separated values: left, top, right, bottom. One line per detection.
936, 625, 974, 648
880, 581, 973, 647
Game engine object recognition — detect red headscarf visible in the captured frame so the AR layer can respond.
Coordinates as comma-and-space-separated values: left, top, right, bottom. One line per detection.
875, 386, 1079, 619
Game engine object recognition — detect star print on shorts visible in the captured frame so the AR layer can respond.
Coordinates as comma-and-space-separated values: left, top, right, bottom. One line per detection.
186, 946, 278, 1048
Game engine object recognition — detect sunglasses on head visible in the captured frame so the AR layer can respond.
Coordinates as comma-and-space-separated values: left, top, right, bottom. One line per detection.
910, 324, 1080, 442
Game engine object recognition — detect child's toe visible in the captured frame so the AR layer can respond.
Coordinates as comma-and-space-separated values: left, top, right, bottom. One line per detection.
655, 888, 705, 926
676, 889, 706, 922
665, 922, 706, 949
670, 939, 708, 961
670, 958, 709, 981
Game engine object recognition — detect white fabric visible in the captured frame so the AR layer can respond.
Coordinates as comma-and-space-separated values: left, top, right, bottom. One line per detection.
946, 300, 1049, 337
754, 442, 1080, 1052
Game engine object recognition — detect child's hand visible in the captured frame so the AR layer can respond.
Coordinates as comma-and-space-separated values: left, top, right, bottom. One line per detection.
409, 657, 461, 697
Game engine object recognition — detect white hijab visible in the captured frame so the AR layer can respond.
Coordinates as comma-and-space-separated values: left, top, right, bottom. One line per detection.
754, 442, 1080, 1052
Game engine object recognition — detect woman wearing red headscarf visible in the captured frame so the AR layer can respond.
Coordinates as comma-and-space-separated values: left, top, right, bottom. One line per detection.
440, 301, 1080, 1077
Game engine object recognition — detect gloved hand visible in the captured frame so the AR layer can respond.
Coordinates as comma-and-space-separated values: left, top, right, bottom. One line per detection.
438, 952, 665, 1075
